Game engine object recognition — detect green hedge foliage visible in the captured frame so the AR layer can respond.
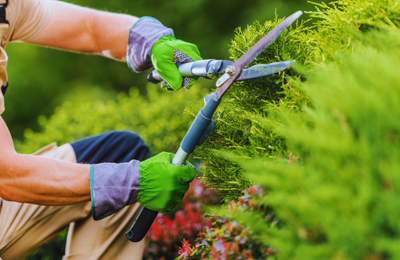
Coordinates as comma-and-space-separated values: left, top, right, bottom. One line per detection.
194, 0, 400, 259
221, 29, 400, 259
194, 0, 400, 203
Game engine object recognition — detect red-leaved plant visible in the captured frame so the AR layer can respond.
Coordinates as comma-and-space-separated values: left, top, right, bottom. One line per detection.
143, 178, 220, 259
143, 179, 275, 259
177, 186, 276, 260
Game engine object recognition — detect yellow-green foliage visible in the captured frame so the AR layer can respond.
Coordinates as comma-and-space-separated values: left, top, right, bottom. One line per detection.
308, 0, 400, 62
194, 0, 400, 203
205, 0, 400, 258
191, 17, 311, 203
16, 85, 207, 155
223, 29, 400, 259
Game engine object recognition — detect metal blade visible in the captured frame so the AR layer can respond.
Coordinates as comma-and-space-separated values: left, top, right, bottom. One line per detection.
216, 11, 303, 100
237, 61, 295, 81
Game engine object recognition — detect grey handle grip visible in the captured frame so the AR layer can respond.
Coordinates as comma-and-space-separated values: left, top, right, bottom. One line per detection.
125, 207, 158, 242
147, 59, 233, 84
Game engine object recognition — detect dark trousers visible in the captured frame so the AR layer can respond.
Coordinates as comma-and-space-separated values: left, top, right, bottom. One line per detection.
71, 130, 151, 164
0, 131, 150, 260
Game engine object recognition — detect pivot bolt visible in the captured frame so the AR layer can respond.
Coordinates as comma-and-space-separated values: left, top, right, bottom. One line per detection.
225, 66, 236, 76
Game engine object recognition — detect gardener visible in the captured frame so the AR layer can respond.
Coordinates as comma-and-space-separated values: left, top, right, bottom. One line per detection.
0, 0, 202, 259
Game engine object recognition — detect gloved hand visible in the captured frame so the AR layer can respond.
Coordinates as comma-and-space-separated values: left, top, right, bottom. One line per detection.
126, 17, 202, 91
151, 35, 202, 91
90, 152, 195, 220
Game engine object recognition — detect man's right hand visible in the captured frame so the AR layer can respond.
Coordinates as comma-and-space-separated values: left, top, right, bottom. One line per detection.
126, 17, 202, 91
150, 35, 202, 91
90, 152, 195, 220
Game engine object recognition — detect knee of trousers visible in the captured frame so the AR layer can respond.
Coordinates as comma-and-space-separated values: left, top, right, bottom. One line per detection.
71, 130, 151, 164
104, 130, 149, 153
110, 131, 146, 146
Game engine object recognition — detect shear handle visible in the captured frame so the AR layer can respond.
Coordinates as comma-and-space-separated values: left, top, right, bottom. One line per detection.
147, 60, 233, 83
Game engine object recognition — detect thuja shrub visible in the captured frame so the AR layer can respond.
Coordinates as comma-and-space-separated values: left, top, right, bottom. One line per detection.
221, 30, 400, 259
194, 0, 400, 202
191, 17, 310, 203
182, 28, 400, 260
183, 1, 400, 259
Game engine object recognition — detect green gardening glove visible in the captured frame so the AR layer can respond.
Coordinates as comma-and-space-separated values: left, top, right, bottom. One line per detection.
151, 35, 203, 91
138, 152, 195, 213
127, 17, 202, 91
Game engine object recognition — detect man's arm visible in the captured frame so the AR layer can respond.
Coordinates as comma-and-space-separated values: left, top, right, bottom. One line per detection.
27, 1, 138, 61
0, 117, 91, 205
26, 0, 203, 90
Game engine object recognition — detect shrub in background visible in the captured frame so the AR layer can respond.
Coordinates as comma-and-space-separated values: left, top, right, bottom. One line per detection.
16, 85, 206, 154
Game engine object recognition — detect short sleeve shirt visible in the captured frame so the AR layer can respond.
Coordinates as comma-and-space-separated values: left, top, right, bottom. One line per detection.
0, 0, 52, 115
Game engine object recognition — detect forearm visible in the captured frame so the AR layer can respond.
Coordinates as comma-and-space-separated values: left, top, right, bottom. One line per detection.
28, 1, 138, 61
2, 154, 91, 205
0, 118, 90, 205
90, 10, 138, 61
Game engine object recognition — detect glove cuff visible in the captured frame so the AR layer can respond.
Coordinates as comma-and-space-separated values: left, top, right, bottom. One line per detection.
90, 161, 140, 220
127, 17, 174, 72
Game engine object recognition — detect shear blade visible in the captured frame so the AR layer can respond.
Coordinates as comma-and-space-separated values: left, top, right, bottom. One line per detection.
216, 11, 303, 100
237, 60, 295, 81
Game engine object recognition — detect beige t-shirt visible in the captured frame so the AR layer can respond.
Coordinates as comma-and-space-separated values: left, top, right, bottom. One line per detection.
0, 0, 52, 115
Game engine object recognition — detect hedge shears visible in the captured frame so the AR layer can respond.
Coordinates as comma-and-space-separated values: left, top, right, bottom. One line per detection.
126, 10, 303, 242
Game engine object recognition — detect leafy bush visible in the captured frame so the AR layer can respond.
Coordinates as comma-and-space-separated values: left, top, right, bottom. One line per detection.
191, 17, 307, 203
194, 0, 400, 202
181, 1, 400, 260
222, 29, 400, 259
